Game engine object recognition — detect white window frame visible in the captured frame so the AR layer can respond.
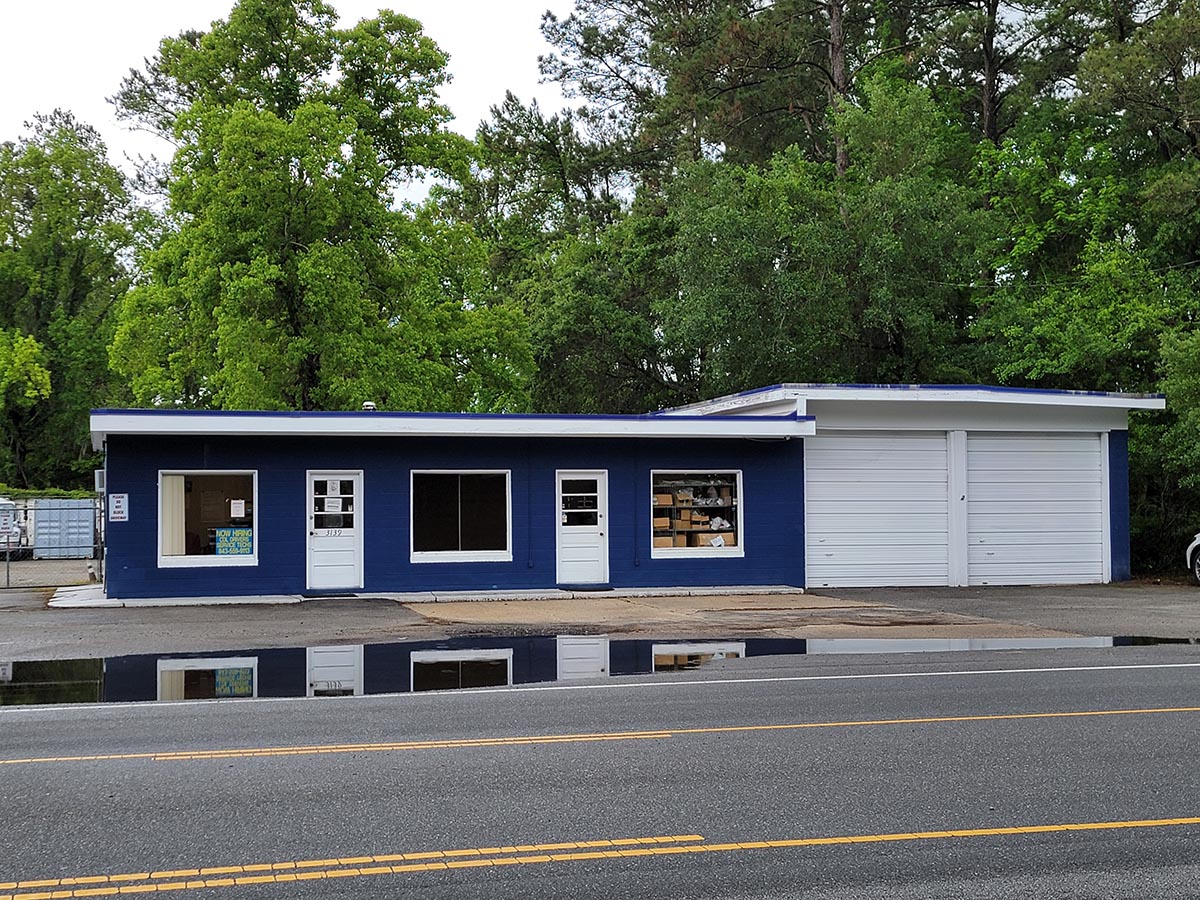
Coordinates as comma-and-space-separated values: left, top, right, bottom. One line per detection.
157, 469, 259, 568
409, 648, 514, 691
410, 470, 513, 563
651, 642, 746, 672
156, 656, 259, 701
650, 469, 745, 559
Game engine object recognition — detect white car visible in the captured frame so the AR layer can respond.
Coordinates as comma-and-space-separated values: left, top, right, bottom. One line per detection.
1188, 533, 1200, 583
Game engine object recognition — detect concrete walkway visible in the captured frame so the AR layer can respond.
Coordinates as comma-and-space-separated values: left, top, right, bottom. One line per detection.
47, 583, 808, 609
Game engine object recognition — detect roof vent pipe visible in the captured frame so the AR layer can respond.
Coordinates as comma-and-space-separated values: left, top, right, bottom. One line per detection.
361, 401, 377, 411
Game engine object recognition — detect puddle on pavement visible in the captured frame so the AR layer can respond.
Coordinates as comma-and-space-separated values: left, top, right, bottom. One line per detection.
1, 635, 1194, 706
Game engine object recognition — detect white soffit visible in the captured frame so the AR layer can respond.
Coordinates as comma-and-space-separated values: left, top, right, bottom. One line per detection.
90, 410, 815, 449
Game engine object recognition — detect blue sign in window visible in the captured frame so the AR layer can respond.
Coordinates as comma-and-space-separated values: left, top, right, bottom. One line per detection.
215, 528, 253, 555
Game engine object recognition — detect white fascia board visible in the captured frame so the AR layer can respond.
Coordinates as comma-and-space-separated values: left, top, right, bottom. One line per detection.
90, 411, 815, 449
659, 383, 1164, 416
657, 387, 803, 417
788, 385, 1164, 410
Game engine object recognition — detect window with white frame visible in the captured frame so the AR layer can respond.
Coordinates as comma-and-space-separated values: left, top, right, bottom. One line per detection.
159, 472, 257, 567
411, 471, 511, 562
651, 471, 743, 555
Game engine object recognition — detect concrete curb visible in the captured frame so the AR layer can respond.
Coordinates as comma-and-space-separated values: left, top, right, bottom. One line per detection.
49, 584, 806, 609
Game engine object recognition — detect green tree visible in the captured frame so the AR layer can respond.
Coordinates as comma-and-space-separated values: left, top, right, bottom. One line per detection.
0, 111, 135, 487
659, 79, 993, 397
539, 0, 884, 171
524, 213, 680, 413
111, 0, 528, 412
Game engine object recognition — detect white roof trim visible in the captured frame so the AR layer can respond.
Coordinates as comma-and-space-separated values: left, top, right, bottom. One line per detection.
90, 410, 815, 449
659, 383, 1165, 415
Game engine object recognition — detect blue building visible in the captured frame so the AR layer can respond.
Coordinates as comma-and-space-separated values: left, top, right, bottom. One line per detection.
90, 384, 1162, 600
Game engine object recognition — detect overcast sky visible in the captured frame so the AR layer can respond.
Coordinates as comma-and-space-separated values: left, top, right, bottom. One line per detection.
0, 0, 572, 173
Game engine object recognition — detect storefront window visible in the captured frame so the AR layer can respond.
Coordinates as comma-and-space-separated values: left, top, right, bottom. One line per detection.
411, 471, 511, 562
651, 472, 742, 555
159, 472, 256, 566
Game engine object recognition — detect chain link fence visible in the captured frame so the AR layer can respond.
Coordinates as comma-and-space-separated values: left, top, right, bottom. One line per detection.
0, 497, 103, 588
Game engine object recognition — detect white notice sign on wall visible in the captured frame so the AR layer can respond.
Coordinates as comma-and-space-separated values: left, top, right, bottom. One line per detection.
230, 499, 246, 518
0, 661, 11, 682
109, 494, 129, 522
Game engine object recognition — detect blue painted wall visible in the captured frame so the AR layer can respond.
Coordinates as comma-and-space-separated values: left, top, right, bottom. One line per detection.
1108, 430, 1131, 582
103, 435, 805, 598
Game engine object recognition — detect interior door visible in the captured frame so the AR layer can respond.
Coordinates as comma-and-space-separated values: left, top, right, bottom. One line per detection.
556, 471, 608, 585
306, 472, 363, 590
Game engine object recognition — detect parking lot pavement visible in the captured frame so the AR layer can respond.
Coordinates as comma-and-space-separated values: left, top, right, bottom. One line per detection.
406, 592, 1076, 640
822, 581, 1200, 640
1, 581, 1196, 660
0, 557, 94, 588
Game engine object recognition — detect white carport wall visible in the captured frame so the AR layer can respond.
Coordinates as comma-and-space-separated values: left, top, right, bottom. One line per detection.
658, 384, 1164, 589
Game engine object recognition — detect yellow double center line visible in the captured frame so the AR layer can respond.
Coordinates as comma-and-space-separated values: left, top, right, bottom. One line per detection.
3, 706, 1200, 766
2, 835, 703, 898
4, 818, 1200, 899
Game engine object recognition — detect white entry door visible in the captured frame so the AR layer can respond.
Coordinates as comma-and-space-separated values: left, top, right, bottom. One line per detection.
556, 471, 609, 585
307, 471, 363, 590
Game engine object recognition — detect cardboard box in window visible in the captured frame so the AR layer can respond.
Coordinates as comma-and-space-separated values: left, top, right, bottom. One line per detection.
690, 531, 736, 548
691, 513, 710, 525
673, 489, 694, 506
653, 516, 670, 530
653, 536, 673, 548
678, 508, 692, 522
673, 534, 688, 547
653, 493, 673, 506
719, 486, 732, 500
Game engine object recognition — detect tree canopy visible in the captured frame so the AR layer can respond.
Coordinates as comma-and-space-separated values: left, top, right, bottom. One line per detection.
109, 0, 530, 412
0, 111, 134, 486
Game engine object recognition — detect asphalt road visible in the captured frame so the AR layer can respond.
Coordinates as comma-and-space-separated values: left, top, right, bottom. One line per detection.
3, 647, 1200, 898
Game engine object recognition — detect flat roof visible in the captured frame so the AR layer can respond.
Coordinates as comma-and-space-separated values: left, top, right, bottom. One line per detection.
90, 408, 815, 449
656, 383, 1166, 415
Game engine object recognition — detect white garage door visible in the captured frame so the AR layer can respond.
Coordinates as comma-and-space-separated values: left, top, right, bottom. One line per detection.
967, 434, 1103, 585
805, 433, 949, 588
